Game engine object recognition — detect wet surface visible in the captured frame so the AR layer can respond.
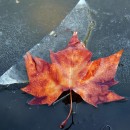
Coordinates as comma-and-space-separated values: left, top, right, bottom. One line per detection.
0, 0, 130, 130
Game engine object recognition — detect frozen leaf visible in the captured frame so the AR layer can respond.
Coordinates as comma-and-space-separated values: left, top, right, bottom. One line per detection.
22, 32, 125, 128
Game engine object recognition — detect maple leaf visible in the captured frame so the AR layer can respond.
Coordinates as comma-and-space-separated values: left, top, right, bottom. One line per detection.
21, 32, 125, 128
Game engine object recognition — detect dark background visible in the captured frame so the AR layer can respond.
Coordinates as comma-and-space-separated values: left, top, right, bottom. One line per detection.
0, 0, 130, 130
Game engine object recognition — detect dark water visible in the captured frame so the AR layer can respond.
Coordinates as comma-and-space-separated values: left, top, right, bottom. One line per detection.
0, 0, 130, 130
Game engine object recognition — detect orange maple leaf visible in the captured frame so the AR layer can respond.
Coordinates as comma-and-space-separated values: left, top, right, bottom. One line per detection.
21, 32, 125, 128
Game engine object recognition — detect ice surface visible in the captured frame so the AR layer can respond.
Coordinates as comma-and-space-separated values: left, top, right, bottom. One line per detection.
0, 0, 94, 85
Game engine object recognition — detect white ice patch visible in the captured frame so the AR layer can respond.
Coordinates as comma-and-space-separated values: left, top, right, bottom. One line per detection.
16, 0, 20, 4
77, 0, 86, 5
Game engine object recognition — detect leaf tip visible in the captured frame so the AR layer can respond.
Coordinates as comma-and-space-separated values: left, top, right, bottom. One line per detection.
117, 49, 124, 57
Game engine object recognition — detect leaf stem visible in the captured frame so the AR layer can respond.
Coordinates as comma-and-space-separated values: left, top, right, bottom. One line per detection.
84, 20, 95, 46
60, 90, 73, 129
